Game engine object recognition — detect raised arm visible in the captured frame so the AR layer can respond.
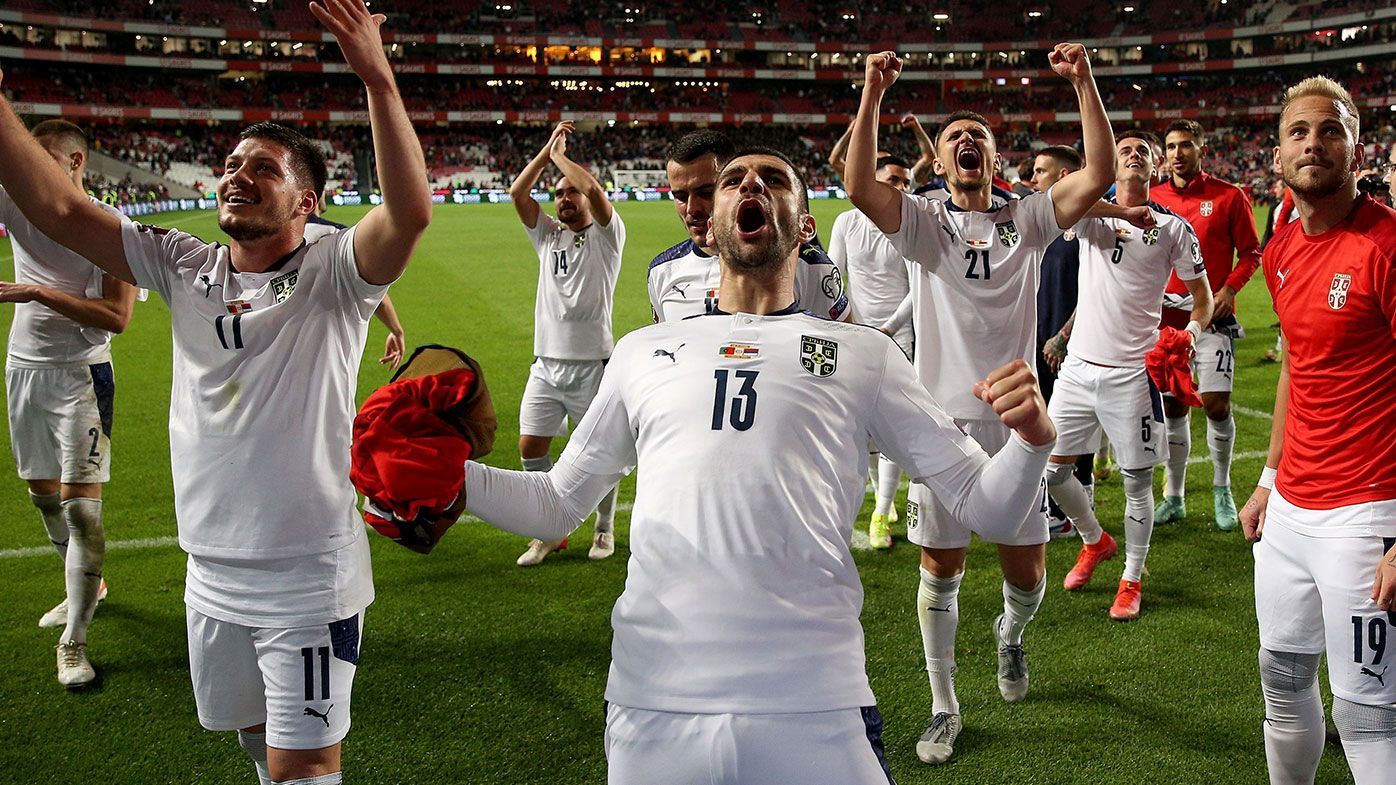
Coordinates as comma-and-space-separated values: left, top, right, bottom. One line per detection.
310, 0, 432, 287
903, 114, 937, 186
0, 273, 138, 334
0, 70, 131, 282
549, 123, 614, 226
510, 123, 568, 229
1043, 43, 1114, 230
846, 52, 905, 234
827, 124, 854, 182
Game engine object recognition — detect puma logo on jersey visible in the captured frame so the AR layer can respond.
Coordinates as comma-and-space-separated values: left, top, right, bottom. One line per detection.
304, 705, 334, 727
1361, 666, 1387, 686
670, 283, 690, 297
199, 274, 224, 298
653, 344, 685, 362
1275, 268, 1289, 289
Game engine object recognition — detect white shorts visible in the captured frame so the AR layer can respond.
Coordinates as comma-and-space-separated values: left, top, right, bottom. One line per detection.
1254, 497, 1396, 705
186, 607, 364, 750
905, 418, 1048, 550
5, 362, 113, 484
604, 704, 894, 785
1049, 356, 1164, 470
1191, 328, 1235, 395
518, 357, 606, 438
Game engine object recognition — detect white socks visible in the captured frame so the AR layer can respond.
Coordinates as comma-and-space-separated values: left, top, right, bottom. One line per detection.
874, 453, 901, 517
917, 567, 961, 716
1119, 469, 1154, 583
521, 455, 553, 472
1207, 414, 1235, 488
1046, 463, 1103, 545
60, 498, 105, 645
1259, 650, 1325, 785
594, 485, 618, 534
273, 774, 342, 785
31, 490, 67, 562
238, 730, 274, 785
1164, 415, 1190, 498
1332, 697, 1396, 785
1000, 577, 1045, 646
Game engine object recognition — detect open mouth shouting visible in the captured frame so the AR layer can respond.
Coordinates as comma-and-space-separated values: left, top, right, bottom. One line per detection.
736, 198, 770, 242
956, 143, 983, 176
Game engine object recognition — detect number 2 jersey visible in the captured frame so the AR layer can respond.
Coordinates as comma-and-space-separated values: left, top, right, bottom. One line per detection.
886, 188, 1060, 419
120, 222, 385, 626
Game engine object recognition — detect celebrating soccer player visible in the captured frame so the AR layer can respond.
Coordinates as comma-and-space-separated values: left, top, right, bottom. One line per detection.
845, 43, 1115, 766
1242, 76, 1396, 785
0, 0, 432, 781
1150, 119, 1262, 532
507, 120, 624, 565
460, 145, 1057, 784
648, 129, 851, 323
0, 120, 137, 687
1042, 130, 1213, 621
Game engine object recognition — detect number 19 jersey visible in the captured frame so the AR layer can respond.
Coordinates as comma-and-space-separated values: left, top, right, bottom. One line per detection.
886, 189, 1061, 419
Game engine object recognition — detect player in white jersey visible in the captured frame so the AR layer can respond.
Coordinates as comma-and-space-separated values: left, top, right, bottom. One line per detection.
1044, 130, 1213, 623
508, 121, 625, 566
845, 45, 1117, 765
0, 2, 432, 781
0, 120, 137, 688
648, 129, 852, 324
456, 146, 1058, 784
829, 154, 914, 549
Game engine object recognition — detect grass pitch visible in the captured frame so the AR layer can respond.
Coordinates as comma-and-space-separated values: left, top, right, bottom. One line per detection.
0, 200, 1351, 783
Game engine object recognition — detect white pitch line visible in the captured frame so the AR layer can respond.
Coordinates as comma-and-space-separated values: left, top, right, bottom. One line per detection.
0, 535, 178, 560
1232, 404, 1274, 420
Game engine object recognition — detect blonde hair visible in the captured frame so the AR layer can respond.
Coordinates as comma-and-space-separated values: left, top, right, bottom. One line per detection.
1281, 76, 1360, 139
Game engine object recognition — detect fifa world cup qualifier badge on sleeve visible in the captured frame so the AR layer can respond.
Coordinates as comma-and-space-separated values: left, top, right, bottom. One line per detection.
800, 335, 838, 377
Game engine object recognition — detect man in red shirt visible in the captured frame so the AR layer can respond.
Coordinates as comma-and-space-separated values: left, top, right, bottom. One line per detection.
1151, 119, 1262, 533
1241, 76, 1396, 785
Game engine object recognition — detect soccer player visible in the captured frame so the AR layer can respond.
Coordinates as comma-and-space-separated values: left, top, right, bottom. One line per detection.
1032, 145, 1097, 537
0, 1, 432, 781
648, 129, 851, 324
1151, 119, 1262, 532
828, 154, 915, 548
828, 114, 937, 187
0, 119, 137, 687
1044, 130, 1212, 622
845, 45, 1115, 765
508, 120, 624, 566
461, 146, 1059, 784
1241, 76, 1396, 785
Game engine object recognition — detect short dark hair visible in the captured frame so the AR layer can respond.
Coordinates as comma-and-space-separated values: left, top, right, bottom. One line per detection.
876, 154, 911, 171
935, 110, 993, 148
1037, 144, 1083, 172
667, 129, 737, 166
726, 145, 810, 211
239, 122, 328, 200
31, 119, 88, 152
1164, 119, 1207, 146
1116, 128, 1162, 152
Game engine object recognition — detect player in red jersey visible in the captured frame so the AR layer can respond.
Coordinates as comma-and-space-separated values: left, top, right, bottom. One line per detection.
1241, 76, 1396, 785
1151, 119, 1263, 532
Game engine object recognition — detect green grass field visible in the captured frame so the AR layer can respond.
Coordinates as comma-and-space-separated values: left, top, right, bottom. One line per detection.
0, 200, 1351, 784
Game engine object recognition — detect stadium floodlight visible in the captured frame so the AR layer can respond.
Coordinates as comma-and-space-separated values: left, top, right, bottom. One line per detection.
1124, 5, 1135, 11
932, 12, 950, 20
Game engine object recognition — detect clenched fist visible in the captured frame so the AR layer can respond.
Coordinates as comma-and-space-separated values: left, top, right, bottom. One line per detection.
973, 359, 1055, 447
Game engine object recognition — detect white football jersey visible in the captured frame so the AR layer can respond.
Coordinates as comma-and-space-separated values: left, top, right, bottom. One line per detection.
120, 221, 384, 626
1, 186, 127, 367
525, 211, 625, 361
1069, 202, 1206, 367
545, 309, 1030, 713
646, 240, 851, 323
887, 189, 1061, 419
828, 208, 913, 348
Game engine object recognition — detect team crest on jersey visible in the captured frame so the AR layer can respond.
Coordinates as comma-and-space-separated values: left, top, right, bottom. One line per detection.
271, 270, 299, 303
1328, 273, 1353, 310
906, 501, 919, 531
226, 300, 252, 314
572, 233, 588, 250
719, 342, 760, 360
1143, 227, 1160, 246
1200, 200, 1214, 217
1063, 229, 1077, 241
995, 221, 1020, 248
799, 335, 838, 377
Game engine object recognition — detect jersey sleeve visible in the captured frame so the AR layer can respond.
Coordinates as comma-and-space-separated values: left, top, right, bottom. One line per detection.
827, 212, 850, 276
885, 192, 945, 272
1171, 220, 1207, 282
556, 339, 639, 477
867, 338, 989, 479
1017, 187, 1063, 248
796, 245, 852, 321
1225, 187, 1263, 291
595, 208, 626, 255
325, 225, 389, 322
523, 212, 560, 252
119, 220, 212, 302
0, 185, 16, 226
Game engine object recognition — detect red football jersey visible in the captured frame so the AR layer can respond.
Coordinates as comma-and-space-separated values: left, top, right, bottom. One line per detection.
1153, 171, 1262, 329
1264, 196, 1396, 509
